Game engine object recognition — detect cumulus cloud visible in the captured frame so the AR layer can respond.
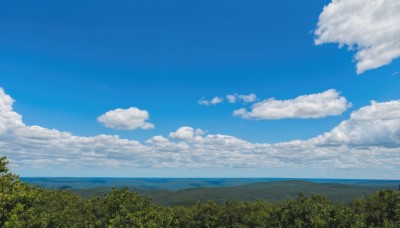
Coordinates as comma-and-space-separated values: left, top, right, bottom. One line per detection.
1, 88, 400, 177
313, 100, 400, 147
169, 126, 205, 141
0, 88, 24, 133
198, 97, 223, 106
314, 0, 400, 74
97, 107, 154, 130
234, 89, 351, 120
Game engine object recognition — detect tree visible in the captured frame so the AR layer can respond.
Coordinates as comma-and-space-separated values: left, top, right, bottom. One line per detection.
0, 156, 44, 227
0, 156, 10, 173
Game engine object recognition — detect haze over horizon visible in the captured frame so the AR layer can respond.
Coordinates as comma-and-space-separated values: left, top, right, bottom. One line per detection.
1, 0, 399, 179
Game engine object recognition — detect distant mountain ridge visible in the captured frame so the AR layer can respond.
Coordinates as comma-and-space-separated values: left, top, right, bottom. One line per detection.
21, 178, 399, 206
20, 177, 399, 190
131, 180, 397, 206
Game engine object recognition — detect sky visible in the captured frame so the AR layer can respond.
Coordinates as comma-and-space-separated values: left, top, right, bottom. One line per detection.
0, 0, 399, 178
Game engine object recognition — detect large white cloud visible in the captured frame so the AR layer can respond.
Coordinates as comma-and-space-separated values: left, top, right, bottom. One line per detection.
1, 88, 400, 177
97, 107, 154, 130
313, 100, 400, 147
234, 89, 351, 120
0, 89, 24, 133
315, 0, 400, 74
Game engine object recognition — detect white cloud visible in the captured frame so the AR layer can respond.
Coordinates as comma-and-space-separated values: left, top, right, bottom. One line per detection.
198, 97, 223, 106
239, 93, 257, 103
226, 93, 257, 103
313, 100, 400, 147
314, 0, 400, 74
97, 107, 154, 130
1, 88, 400, 178
0, 88, 24, 133
234, 89, 351, 120
226, 94, 237, 103
146, 135, 169, 144
211, 97, 223, 105
200, 94, 257, 106
169, 126, 204, 141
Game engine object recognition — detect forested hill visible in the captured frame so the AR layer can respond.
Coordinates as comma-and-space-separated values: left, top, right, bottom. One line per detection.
72, 180, 395, 206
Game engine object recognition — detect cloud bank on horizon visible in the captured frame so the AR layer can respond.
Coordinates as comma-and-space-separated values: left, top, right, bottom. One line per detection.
315, 0, 400, 74
1, 88, 399, 178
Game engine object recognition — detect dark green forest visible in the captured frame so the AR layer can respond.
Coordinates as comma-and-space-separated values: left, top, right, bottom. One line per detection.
1, 156, 400, 227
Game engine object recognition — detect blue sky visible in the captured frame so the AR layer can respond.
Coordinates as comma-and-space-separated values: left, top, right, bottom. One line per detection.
0, 0, 399, 178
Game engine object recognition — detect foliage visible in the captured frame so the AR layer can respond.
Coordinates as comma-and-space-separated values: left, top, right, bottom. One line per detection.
1, 156, 400, 227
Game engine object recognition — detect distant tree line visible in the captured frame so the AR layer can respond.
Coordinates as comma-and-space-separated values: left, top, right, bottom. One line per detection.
1, 156, 400, 227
